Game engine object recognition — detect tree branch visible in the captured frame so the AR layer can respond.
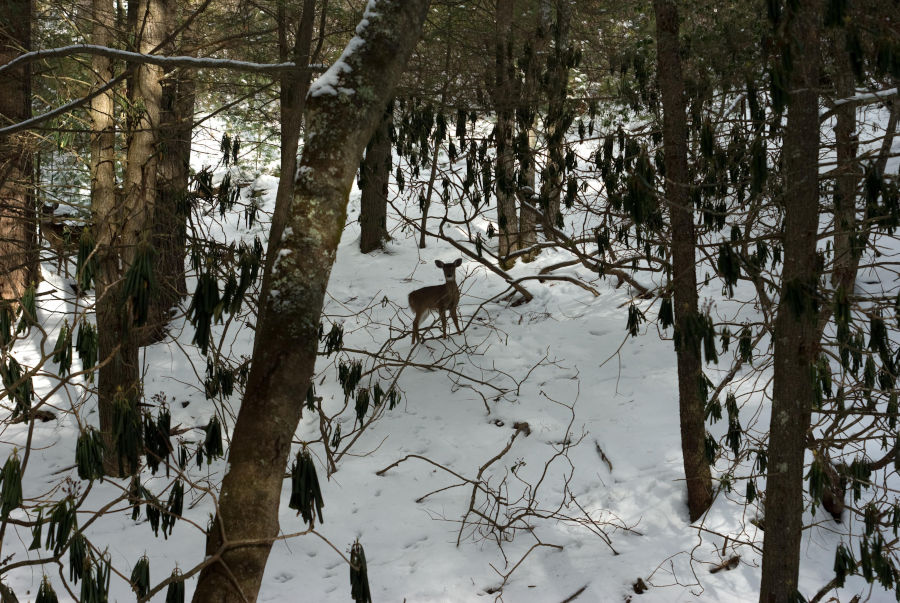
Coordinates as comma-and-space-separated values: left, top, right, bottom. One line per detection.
0, 44, 328, 77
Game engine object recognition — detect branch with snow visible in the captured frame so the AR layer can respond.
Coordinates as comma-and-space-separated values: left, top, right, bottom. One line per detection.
307, 0, 378, 98
820, 86, 899, 121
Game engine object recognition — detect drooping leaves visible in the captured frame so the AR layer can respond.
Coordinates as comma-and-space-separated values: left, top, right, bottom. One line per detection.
289, 447, 324, 527
350, 540, 373, 603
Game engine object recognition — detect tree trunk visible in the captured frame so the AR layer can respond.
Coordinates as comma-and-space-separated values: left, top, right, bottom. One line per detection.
0, 0, 37, 302
96, 0, 164, 476
191, 2, 431, 600
266, 0, 317, 275
360, 102, 392, 253
89, 0, 121, 472
818, 86, 898, 338
517, 128, 538, 259
492, 0, 518, 267
250, 0, 317, 339
122, 0, 163, 253
653, 0, 713, 523
759, 1, 821, 600
417, 32, 452, 250
142, 0, 195, 346
831, 35, 859, 294
539, 0, 571, 229
516, 2, 549, 261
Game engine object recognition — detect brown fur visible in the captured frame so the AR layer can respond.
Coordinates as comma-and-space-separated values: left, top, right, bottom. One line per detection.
409, 258, 461, 344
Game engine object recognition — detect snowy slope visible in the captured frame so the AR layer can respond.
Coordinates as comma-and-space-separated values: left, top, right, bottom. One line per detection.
2, 108, 898, 603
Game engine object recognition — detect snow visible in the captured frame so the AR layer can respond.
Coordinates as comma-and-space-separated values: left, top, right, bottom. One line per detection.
308, 1, 380, 98
308, 36, 364, 98
2, 105, 899, 603
832, 87, 899, 107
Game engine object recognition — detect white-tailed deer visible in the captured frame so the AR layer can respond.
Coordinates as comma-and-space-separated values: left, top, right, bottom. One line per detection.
39, 209, 85, 280
409, 258, 462, 344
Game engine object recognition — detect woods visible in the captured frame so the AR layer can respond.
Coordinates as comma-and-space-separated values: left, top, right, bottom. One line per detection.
0, 0, 899, 601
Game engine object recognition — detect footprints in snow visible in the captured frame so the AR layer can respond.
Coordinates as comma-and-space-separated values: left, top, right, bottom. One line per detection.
403, 534, 429, 551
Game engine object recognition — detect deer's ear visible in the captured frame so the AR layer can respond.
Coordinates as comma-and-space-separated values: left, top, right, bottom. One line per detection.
453, 258, 462, 267
434, 260, 444, 268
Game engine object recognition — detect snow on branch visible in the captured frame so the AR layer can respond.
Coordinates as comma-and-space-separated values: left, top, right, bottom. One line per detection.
0, 44, 328, 77
308, 0, 379, 98
820, 87, 898, 121
833, 87, 898, 107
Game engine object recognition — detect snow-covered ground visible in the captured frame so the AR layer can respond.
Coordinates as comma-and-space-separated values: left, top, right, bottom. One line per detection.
2, 106, 898, 602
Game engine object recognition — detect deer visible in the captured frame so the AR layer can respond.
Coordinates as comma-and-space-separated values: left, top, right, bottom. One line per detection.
408, 258, 462, 344
39, 203, 86, 281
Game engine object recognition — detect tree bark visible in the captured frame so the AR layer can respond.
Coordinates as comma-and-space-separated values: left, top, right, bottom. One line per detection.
89, 0, 121, 473
516, 2, 549, 261
417, 31, 452, 251
759, 1, 821, 601
267, 0, 317, 273
249, 0, 318, 340
817, 86, 898, 338
492, 0, 518, 267
191, 2, 431, 600
359, 101, 392, 253
539, 0, 571, 229
831, 35, 859, 294
0, 0, 37, 302
143, 0, 195, 346
96, 0, 164, 476
517, 5, 551, 262
122, 0, 163, 254
653, 0, 713, 523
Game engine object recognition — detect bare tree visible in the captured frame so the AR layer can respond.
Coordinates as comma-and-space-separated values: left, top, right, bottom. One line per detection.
191, 1, 432, 600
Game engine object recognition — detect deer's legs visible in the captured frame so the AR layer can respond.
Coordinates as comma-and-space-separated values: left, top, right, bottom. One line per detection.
450, 307, 461, 334
439, 310, 447, 338
412, 310, 425, 344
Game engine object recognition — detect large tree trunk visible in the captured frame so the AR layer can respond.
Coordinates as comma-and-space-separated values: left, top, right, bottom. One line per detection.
0, 0, 37, 302
492, 0, 518, 267
759, 1, 821, 600
191, 2, 431, 600
96, 0, 164, 476
88, 0, 120, 471
122, 0, 163, 253
142, 0, 195, 346
359, 102, 392, 253
539, 0, 571, 229
653, 0, 713, 523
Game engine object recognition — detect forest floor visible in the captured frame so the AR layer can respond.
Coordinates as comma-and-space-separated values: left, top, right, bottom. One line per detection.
2, 120, 895, 602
